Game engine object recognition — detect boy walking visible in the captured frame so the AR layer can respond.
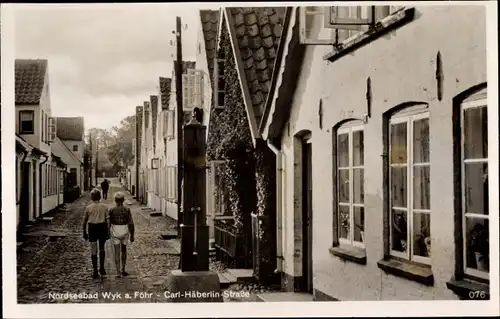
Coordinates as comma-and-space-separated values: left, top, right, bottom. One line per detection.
83, 189, 109, 279
107, 192, 135, 278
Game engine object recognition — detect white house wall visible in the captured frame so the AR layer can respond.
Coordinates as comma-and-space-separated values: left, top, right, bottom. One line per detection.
278, 6, 486, 300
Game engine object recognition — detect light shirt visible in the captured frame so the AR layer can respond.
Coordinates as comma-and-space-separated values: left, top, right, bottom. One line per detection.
85, 202, 109, 224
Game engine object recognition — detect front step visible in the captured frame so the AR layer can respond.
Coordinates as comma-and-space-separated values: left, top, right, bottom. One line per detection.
225, 268, 253, 283
150, 212, 162, 217
218, 272, 237, 289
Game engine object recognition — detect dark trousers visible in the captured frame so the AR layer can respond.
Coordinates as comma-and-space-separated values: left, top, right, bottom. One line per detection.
102, 189, 108, 200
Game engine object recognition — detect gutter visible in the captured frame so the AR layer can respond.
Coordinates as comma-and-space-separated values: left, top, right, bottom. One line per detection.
267, 139, 285, 273
38, 154, 49, 218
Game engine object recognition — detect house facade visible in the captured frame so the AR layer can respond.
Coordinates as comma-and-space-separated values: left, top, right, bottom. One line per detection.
15, 59, 62, 223
56, 117, 85, 193
163, 61, 196, 220
51, 135, 83, 200
261, 5, 489, 300
204, 7, 286, 281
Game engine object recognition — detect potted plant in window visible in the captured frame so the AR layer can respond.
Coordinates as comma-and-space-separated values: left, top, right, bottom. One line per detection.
356, 224, 365, 243
469, 223, 489, 271
340, 213, 350, 240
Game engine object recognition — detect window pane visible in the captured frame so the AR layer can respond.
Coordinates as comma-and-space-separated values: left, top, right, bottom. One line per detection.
353, 206, 364, 243
337, 133, 349, 167
391, 210, 408, 252
353, 130, 364, 166
218, 77, 225, 91
339, 205, 350, 240
218, 61, 225, 75
465, 217, 489, 272
20, 111, 33, 121
21, 121, 34, 133
338, 169, 349, 202
413, 212, 431, 258
463, 106, 487, 159
218, 92, 225, 107
413, 118, 429, 163
413, 165, 430, 210
464, 163, 488, 215
390, 122, 407, 164
353, 168, 364, 204
391, 167, 407, 208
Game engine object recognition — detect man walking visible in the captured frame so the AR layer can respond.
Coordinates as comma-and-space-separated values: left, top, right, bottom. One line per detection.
83, 189, 109, 279
108, 192, 135, 278
100, 178, 110, 200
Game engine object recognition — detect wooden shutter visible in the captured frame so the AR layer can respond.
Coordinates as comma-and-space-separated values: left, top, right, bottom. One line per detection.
300, 6, 337, 45
325, 6, 373, 30
48, 117, 57, 143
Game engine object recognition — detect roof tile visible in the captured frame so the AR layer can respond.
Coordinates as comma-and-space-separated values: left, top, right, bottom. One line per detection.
228, 7, 286, 127
15, 59, 48, 104
159, 77, 172, 109
200, 10, 220, 84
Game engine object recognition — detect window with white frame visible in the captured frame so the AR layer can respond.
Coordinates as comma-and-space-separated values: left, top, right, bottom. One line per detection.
389, 105, 430, 263
209, 160, 229, 217
460, 88, 489, 279
300, 5, 407, 45
215, 57, 225, 109
183, 72, 195, 111
336, 121, 365, 246
19, 110, 35, 134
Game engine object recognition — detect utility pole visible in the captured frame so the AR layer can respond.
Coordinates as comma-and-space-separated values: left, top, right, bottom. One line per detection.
175, 16, 184, 234
95, 137, 98, 186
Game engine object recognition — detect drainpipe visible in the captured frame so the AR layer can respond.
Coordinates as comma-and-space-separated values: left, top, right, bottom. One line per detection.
39, 155, 49, 218
267, 139, 284, 274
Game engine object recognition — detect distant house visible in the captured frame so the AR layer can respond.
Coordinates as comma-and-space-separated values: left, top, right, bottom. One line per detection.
55, 117, 85, 193
15, 59, 62, 225
51, 135, 83, 200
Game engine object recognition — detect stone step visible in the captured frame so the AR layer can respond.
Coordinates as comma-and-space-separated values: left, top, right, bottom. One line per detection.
218, 273, 234, 289
149, 212, 163, 217
160, 231, 178, 240
220, 271, 237, 283
225, 268, 253, 283
256, 292, 314, 302
40, 217, 54, 222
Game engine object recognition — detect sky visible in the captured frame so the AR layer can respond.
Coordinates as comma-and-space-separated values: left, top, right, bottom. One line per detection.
14, 3, 217, 132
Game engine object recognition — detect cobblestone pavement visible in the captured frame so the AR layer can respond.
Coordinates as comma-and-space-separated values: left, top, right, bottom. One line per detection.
17, 183, 180, 304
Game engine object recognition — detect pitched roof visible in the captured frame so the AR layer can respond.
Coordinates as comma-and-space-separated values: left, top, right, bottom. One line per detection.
200, 10, 220, 83
15, 59, 48, 104
150, 95, 158, 147
225, 7, 287, 140
144, 101, 150, 128
56, 117, 85, 141
260, 9, 305, 145
159, 77, 171, 109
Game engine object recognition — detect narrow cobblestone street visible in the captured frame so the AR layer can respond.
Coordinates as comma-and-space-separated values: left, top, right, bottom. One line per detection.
17, 182, 180, 304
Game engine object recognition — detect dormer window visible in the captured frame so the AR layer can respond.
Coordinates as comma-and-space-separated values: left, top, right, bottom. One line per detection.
19, 110, 34, 134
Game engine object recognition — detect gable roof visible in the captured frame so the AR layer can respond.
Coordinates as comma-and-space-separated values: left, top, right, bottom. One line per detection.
150, 95, 158, 148
200, 10, 220, 83
260, 8, 305, 145
15, 59, 48, 104
56, 117, 85, 141
224, 7, 288, 142
159, 77, 171, 109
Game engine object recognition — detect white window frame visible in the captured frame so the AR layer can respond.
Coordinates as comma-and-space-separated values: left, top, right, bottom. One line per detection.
389, 109, 431, 265
214, 58, 225, 110
48, 117, 57, 143
209, 160, 227, 218
19, 110, 35, 134
337, 122, 365, 248
300, 5, 408, 45
461, 95, 489, 280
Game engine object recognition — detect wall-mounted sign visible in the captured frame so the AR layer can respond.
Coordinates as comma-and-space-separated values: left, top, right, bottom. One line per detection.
151, 158, 160, 169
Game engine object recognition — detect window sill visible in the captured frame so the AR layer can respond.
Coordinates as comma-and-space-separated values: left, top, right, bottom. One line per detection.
377, 258, 434, 286
329, 245, 366, 265
323, 7, 416, 63
446, 279, 490, 300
